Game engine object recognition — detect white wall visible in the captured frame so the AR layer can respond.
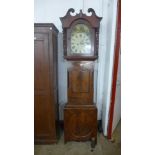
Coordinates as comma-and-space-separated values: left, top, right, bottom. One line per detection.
101, 0, 118, 135
34, 0, 118, 135
34, 0, 83, 31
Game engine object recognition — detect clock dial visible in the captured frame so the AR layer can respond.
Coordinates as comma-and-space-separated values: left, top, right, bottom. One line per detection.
71, 24, 91, 54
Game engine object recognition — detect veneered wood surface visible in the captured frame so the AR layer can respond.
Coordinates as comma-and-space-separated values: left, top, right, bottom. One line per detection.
34, 23, 59, 144
64, 105, 97, 143
67, 62, 94, 105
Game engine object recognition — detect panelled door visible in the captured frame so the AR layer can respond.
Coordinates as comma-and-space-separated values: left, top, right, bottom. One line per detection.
67, 62, 94, 105
34, 32, 56, 143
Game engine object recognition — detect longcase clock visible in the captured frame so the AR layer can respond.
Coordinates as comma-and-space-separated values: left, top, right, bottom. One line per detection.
60, 8, 102, 144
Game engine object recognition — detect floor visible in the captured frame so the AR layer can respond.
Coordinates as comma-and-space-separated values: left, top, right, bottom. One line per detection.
34, 121, 121, 155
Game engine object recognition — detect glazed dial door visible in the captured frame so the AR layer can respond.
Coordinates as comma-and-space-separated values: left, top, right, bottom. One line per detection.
70, 24, 91, 55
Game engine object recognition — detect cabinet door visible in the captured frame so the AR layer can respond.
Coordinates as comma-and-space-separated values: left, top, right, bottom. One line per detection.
68, 62, 94, 105
34, 32, 56, 143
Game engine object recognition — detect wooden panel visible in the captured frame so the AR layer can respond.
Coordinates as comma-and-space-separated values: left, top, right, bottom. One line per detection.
34, 33, 50, 91
52, 32, 59, 122
68, 61, 94, 105
64, 105, 97, 143
70, 70, 90, 93
34, 95, 55, 139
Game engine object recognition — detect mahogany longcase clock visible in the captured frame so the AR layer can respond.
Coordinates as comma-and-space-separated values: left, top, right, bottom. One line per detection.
60, 8, 102, 144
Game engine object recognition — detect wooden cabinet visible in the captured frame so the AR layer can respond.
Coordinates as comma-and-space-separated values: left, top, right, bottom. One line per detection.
34, 23, 59, 144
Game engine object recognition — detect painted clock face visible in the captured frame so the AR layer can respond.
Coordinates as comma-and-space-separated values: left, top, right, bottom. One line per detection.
70, 24, 91, 54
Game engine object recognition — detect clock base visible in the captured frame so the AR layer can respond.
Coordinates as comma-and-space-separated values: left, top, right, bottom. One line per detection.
64, 104, 97, 143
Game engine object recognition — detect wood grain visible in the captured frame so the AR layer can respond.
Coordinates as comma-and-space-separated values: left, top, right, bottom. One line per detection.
34, 23, 59, 144
64, 105, 97, 143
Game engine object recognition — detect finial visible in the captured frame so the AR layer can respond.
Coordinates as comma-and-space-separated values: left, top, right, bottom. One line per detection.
79, 9, 83, 17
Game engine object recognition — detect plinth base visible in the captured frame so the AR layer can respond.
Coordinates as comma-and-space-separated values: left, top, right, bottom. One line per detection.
64, 104, 97, 143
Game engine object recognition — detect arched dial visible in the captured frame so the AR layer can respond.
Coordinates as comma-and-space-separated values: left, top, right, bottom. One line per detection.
71, 24, 91, 54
